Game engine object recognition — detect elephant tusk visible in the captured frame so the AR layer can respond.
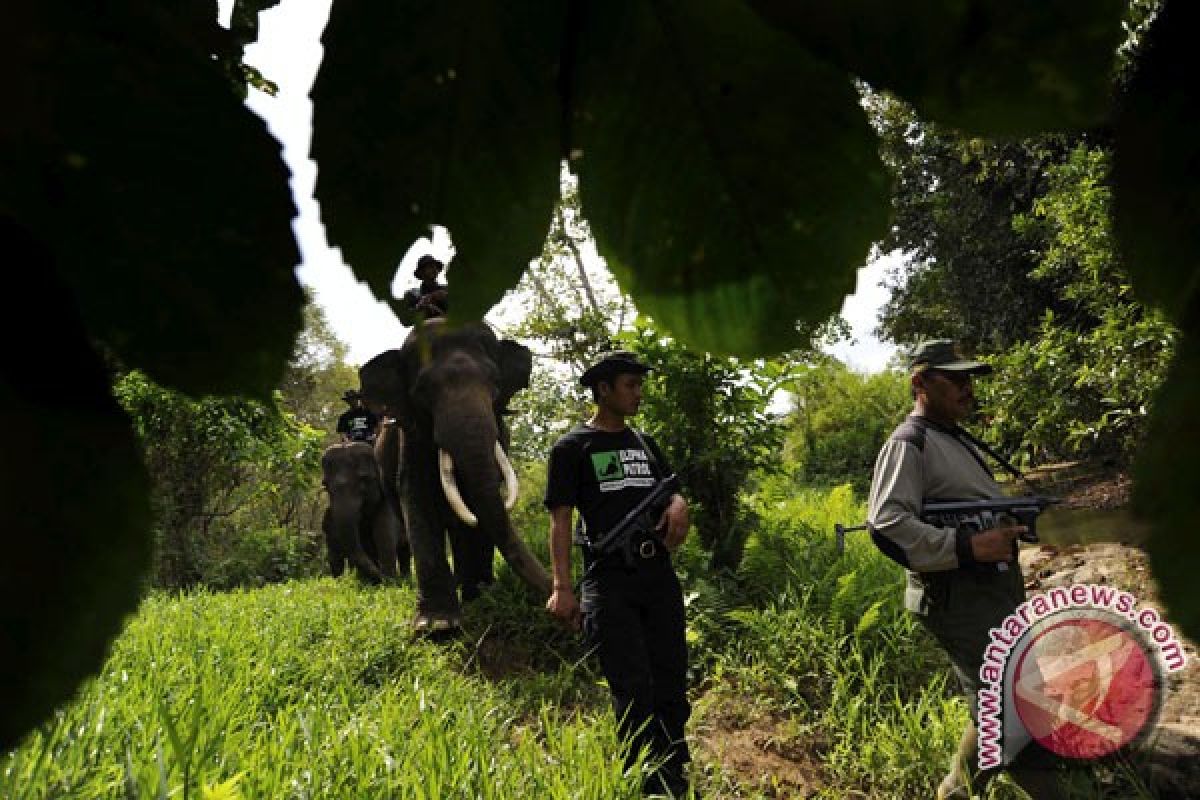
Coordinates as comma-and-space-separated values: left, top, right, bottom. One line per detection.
438, 449, 478, 528
496, 443, 519, 511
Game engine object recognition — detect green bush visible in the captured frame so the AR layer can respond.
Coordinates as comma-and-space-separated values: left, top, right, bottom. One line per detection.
784, 362, 911, 491
195, 526, 324, 590
114, 370, 326, 588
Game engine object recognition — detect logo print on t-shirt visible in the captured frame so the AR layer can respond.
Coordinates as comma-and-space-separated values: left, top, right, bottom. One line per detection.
591, 452, 624, 482
591, 448, 655, 492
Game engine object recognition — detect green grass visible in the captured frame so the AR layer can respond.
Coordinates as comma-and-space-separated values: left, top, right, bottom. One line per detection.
2, 483, 1160, 798
1, 580, 642, 800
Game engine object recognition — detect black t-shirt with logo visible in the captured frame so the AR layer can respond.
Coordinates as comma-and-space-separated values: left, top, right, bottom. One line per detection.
543, 424, 673, 539
337, 408, 379, 442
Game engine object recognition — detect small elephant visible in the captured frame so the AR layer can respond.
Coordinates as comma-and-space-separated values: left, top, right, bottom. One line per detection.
320, 439, 409, 583
360, 319, 551, 632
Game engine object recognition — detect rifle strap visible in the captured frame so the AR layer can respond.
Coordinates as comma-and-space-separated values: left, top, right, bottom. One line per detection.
954, 425, 1026, 484
629, 428, 662, 474
911, 415, 1025, 484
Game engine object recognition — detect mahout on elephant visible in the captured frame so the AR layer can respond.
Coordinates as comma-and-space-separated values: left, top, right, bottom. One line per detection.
320, 433, 410, 583
359, 318, 552, 632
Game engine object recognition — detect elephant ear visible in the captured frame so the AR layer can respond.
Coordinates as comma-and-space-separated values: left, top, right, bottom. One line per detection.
359, 349, 411, 425
497, 339, 533, 412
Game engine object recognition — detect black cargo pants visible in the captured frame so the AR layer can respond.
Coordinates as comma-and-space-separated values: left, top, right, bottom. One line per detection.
581, 545, 691, 795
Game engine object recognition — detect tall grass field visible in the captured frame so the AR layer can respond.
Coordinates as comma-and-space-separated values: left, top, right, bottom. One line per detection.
1, 485, 1146, 798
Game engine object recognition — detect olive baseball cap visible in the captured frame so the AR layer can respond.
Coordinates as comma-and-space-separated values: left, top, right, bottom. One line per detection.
908, 339, 992, 374
580, 351, 652, 387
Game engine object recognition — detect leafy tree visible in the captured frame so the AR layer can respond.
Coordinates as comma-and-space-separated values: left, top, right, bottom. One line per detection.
504, 174, 630, 463
630, 327, 799, 572
870, 95, 1076, 352
872, 99, 1177, 466
279, 298, 361, 444
785, 361, 912, 492
113, 372, 323, 589
976, 145, 1176, 465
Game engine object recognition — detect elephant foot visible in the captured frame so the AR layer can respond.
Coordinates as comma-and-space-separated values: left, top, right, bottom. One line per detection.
412, 610, 463, 639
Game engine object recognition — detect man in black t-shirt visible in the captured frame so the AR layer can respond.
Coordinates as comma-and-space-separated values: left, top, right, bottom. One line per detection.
545, 351, 692, 797
336, 389, 379, 444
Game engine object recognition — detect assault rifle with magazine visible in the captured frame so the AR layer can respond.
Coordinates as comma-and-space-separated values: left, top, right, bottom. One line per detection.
835, 494, 1061, 555
586, 474, 681, 567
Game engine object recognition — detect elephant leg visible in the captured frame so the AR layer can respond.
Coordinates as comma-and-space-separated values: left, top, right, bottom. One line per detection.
349, 548, 384, 584
449, 522, 494, 603
343, 513, 383, 584
395, 505, 412, 580
376, 422, 409, 579
406, 503, 461, 620
322, 507, 345, 577
369, 502, 399, 580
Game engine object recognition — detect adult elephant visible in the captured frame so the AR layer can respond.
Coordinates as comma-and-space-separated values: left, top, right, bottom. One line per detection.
359, 319, 551, 632
320, 438, 409, 583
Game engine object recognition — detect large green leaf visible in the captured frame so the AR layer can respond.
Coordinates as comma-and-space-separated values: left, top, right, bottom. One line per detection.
312, 0, 564, 323
1120, 1, 1200, 647
749, 0, 1126, 136
1113, 0, 1200, 321
571, 0, 890, 356
0, 221, 152, 750
1134, 319, 1200, 645
1, 3, 303, 400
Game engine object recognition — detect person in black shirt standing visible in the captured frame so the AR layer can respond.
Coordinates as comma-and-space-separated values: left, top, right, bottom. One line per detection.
336, 389, 379, 444
544, 351, 692, 797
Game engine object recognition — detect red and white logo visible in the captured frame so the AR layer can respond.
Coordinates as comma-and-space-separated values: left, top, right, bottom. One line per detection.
1011, 614, 1161, 760
975, 585, 1184, 770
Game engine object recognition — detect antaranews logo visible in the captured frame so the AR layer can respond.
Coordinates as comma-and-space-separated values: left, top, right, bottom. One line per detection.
977, 584, 1187, 769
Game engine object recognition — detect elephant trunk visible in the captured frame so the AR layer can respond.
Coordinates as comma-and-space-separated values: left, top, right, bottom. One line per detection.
434, 401, 551, 596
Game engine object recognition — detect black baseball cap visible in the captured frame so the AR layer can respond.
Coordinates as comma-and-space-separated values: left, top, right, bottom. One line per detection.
413, 255, 444, 279
579, 351, 652, 388
909, 339, 992, 375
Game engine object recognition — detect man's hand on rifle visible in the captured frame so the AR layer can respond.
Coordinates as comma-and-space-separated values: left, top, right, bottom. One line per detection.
546, 584, 582, 630
970, 522, 1027, 562
657, 494, 690, 551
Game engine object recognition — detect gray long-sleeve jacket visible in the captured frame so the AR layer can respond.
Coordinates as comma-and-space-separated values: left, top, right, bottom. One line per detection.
867, 415, 1004, 573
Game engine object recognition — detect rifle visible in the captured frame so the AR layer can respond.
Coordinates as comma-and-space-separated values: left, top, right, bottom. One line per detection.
587, 474, 681, 567
922, 496, 1061, 544
835, 495, 1060, 555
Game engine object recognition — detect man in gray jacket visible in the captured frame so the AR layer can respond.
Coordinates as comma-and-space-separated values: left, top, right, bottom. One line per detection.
868, 339, 1060, 799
